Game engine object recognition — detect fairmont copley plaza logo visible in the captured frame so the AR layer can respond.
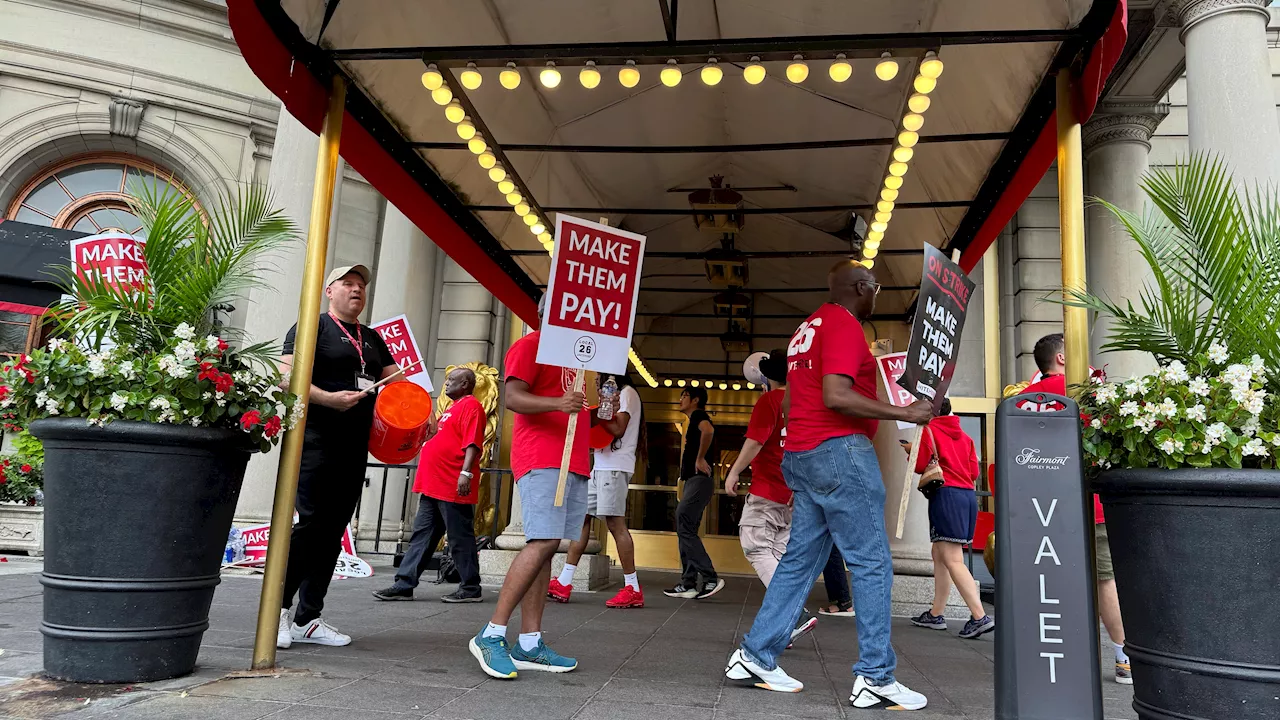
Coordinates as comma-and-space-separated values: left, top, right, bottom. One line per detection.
1014, 448, 1070, 469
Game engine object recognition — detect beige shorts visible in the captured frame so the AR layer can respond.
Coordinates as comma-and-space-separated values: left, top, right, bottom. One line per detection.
739, 495, 793, 585
1095, 523, 1114, 581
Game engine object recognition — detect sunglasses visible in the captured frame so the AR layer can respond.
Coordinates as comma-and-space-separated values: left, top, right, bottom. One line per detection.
858, 280, 882, 296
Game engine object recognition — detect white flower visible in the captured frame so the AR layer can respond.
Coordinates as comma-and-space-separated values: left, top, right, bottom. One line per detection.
174, 340, 198, 362
110, 392, 129, 412
1186, 404, 1207, 422
1090, 418, 1102, 429
1159, 438, 1185, 454
1157, 398, 1179, 418
1242, 417, 1260, 438
234, 371, 253, 385
202, 392, 212, 401
215, 391, 225, 400
204, 335, 221, 352
1188, 377, 1211, 397
1244, 389, 1267, 417
118, 360, 137, 380
1119, 401, 1141, 417
1208, 342, 1229, 364
35, 390, 49, 406
1249, 354, 1266, 374
1134, 414, 1159, 433
174, 323, 195, 340
1242, 438, 1269, 457
216, 398, 226, 407
47, 403, 60, 416
1163, 360, 1189, 383
86, 417, 105, 427
149, 397, 171, 410
47, 338, 66, 352
158, 355, 191, 379
190, 417, 201, 427
86, 353, 107, 378
287, 402, 306, 429
1204, 422, 1230, 451
1124, 380, 1141, 397
1094, 384, 1119, 403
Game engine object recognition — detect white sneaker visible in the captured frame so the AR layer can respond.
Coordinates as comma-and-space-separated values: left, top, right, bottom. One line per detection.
850, 676, 928, 710
276, 609, 292, 649
290, 618, 352, 647
725, 649, 803, 693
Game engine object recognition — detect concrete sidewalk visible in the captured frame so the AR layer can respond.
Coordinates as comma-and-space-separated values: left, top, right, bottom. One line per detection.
0, 560, 1137, 719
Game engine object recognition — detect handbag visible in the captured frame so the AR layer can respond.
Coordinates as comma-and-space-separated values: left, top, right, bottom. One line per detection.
916, 427, 945, 497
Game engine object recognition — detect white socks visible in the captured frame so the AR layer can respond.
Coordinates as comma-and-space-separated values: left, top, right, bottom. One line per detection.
624, 572, 640, 591
482, 622, 506, 639
519, 631, 542, 651
557, 564, 577, 586
1115, 642, 1129, 664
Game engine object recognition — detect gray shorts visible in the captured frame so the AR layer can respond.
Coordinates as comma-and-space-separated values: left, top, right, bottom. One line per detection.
518, 468, 588, 541
588, 470, 631, 517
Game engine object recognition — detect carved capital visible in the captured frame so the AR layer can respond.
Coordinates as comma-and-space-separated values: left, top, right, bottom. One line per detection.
1170, 0, 1269, 35
1083, 104, 1170, 155
108, 96, 146, 139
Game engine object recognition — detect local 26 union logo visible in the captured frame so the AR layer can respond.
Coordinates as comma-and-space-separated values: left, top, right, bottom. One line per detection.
1015, 448, 1070, 470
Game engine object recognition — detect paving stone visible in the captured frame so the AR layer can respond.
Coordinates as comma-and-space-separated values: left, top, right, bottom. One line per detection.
424, 689, 582, 720
573, 699, 715, 720
77, 693, 288, 719
191, 674, 354, 703
592, 677, 721, 708
268, 705, 425, 719
302, 677, 465, 714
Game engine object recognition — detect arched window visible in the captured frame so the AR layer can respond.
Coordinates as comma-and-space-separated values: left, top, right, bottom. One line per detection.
5, 153, 197, 236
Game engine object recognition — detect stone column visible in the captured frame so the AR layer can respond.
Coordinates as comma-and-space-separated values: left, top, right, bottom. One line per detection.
1083, 106, 1167, 381
1178, 0, 1280, 186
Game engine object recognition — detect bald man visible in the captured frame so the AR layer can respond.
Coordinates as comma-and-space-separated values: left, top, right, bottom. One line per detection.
374, 366, 486, 603
725, 261, 934, 711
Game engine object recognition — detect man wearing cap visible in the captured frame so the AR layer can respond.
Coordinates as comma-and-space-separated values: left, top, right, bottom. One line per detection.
276, 265, 399, 649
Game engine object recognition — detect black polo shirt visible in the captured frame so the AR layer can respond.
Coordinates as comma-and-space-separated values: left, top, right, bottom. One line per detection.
284, 314, 395, 439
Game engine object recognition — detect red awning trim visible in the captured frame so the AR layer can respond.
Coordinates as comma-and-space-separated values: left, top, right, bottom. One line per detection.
0, 301, 48, 316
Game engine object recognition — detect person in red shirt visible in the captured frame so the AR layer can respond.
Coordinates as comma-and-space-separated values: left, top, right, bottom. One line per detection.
1019, 333, 1132, 685
904, 398, 993, 639
726, 261, 933, 711
470, 299, 589, 680
373, 367, 486, 603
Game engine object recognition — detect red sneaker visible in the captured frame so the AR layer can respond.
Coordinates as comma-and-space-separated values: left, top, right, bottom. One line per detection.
605, 586, 645, 608
547, 578, 572, 603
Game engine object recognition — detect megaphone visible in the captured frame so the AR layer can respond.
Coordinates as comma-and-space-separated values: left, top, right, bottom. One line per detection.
742, 351, 770, 387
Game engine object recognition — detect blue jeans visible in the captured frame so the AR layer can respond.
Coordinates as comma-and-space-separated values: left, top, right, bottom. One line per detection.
741, 434, 896, 684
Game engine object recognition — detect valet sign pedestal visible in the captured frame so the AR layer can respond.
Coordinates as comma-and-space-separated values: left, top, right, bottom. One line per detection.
995, 393, 1103, 720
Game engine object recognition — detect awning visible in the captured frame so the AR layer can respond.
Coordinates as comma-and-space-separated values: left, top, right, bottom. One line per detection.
0, 218, 84, 312
227, 0, 1125, 382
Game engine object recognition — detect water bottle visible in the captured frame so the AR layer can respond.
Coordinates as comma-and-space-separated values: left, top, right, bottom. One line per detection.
598, 376, 618, 420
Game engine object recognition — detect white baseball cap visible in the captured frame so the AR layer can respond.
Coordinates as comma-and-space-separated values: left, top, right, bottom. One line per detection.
325, 264, 371, 287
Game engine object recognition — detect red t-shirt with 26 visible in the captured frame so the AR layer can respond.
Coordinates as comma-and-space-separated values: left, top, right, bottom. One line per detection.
744, 389, 791, 504
505, 331, 591, 481
414, 394, 485, 504
1020, 373, 1105, 524
785, 303, 880, 452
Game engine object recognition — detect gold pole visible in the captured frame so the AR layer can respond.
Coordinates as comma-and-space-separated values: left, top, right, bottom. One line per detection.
982, 240, 1000, 503
1056, 71, 1089, 395
251, 75, 347, 670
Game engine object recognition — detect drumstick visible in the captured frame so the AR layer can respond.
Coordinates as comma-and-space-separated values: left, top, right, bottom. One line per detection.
364, 358, 425, 393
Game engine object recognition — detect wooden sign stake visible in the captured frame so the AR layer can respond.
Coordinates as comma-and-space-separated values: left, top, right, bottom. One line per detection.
553, 367, 586, 507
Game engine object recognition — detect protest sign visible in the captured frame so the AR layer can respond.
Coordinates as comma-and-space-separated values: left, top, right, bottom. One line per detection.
371, 314, 433, 392
875, 351, 915, 430
224, 521, 371, 579
70, 231, 147, 291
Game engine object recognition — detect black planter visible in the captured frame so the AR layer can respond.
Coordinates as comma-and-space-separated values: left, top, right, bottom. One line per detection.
1096, 468, 1280, 720
30, 418, 253, 683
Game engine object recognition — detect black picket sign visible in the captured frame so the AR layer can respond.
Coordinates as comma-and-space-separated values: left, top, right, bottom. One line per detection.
899, 244, 976, 412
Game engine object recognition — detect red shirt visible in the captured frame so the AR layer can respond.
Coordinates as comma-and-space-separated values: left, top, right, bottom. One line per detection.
914, 415, 979, 491
784, 303, 879, 452
1020, 373, 1105, 524
744, 389, 791, 504
505, 331, 591, 481
414, 394, 486, 504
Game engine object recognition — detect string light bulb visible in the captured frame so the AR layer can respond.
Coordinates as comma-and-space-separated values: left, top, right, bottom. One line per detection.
677, 379, 686, 387
875, 53, 898, 81
489, 165, 507, 183
539, 61, 561, 88
877, 200, 895, 213
498, 179, 516, 195
864, 238, 881, 250
908, 93, 931, 113
862, 259, 875, 269
893, 147, 914, 163
898, 130, 919, 148
690, 380, 700, 388
468, 136, 487, 154
871, 221, 888, 233
500, 62, 521, 90
421, 64, 443, 90
902, 113, 925, 131
579, 61, 601, 89
914, 75, 937, 94
880, 188, 899, 202
701, 58, 723, 86
884, 175, 904, 189
431, 86, 452, 106
660, 59, 682, 87
538, 231, 552, 243
920, 51, 944, 79
733, 383, 742, 390
515, 203, 530, 217
875, 211, 892, 223
506, 191, 522, 205
786, 55, 809, 83
456, 117, 476, 140
619, 60, 640, 88
523, 213, 538, 226
743, 56, 766, 85
746, 382, 755, 390
664, 379, 673, 387
531, 223, 546, 235
444, 100, 465, 123
460, 62, 482, 90
888, 162, 909, 177
867, 230, 885, 242
478, 151, 497, 169
719, 382, 728, 390
829, 54, 852, 82
863, 246, 878, 259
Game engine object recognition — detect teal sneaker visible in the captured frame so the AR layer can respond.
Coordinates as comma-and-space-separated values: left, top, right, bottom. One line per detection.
510, 639, 578, 673
469, 632, 518, 679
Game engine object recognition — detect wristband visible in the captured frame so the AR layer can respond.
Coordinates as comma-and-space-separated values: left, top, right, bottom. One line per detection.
459, 470, 474, 479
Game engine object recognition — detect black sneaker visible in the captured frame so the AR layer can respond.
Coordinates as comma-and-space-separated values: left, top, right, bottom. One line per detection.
787, 610, 818, 648
695, 579, 726, 600
911, 610, 947, 630
441, 589, 483, 603
372, 586, 414, 601
959, 615, 995, 639
663, 583, 699, 598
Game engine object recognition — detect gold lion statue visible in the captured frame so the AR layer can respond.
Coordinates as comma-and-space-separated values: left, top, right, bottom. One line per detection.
434, 362, 501, 538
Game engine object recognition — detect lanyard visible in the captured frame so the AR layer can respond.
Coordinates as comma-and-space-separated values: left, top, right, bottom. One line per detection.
328, 312, 365, 373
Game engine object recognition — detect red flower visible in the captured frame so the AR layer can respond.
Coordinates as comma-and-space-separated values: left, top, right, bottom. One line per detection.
197, 362, 217, 382
217, 338, 229, 352
239, 410, 262, 431
20, 464, 31, 474
0, 476, 6, 485
264, 415, 282, 439
0, 385, 8, 401
213, 372, 234, 394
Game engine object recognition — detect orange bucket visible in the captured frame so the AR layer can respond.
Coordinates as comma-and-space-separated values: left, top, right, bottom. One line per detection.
368, 381, 433, 464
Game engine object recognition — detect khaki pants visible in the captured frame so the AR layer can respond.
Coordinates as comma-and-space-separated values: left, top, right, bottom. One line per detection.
738, 494, 793, 587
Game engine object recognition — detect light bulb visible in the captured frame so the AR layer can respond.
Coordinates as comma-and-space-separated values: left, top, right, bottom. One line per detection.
893, 147, 914, 163
538, 231, 552, 243
444, 100, 465, 123
701, 59, 722, 86
540, 62, 561, 88
677, 380, 686, 387
863, 246, 878, 259
908, 93, 931, 113
786, 55, 809, 83
515, 203, 530, 217
506, 192, 522, 205
468, 136, 487, 154
871, 221, 888, 233
580, 61, 601, 89
875, 211, 892, 223
660, 59, 681, 87
884, 175, 904, 189
523, 213, 538, 226
914, 75, 937, 94
489, 165, 506, 183
898, 130, 919, 148
862, 259, 874, 269
920, 51, 944, 79
889, 161, 908, 177
500, 62, 521, 90
460, 62, 482, 90
619, 60, 640, 88
864, 238, 881, 249
664, 379, 673, 387
733, 383, 742, 390
456, 118, 476, 140
478, 151, 497, 169
875, 53, 898, 81
719, 382, 728, 390
867, 230, 885, 242
877, 200, 895, 213
880, 188, 898, 202
902, 113, 925, 131
421, 64, 443, 90
498, 179, 515, 195
746, 382, 755, 390
829, 54, 852, 82
431, 86, 453, 106
531, 223, 546, 235
743, 56, 766, 85
690, 380, 700, 388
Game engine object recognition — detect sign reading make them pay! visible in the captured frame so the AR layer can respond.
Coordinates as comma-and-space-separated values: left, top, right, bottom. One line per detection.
536, 214, 646, 374
70, 231, 148, 291
371, 314, 433, 392
875, 351, 916, 430
899, 244, 976, 413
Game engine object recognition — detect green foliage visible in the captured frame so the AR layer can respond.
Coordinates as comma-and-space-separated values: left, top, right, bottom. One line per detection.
0, 432, 43, 504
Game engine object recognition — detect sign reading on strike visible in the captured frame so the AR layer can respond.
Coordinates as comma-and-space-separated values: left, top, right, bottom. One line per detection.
899, 244, 976, 413
875, 351, 915, 430
536, 214, 646, 374
70, 231, 147, 291
371, 314, 432, 392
